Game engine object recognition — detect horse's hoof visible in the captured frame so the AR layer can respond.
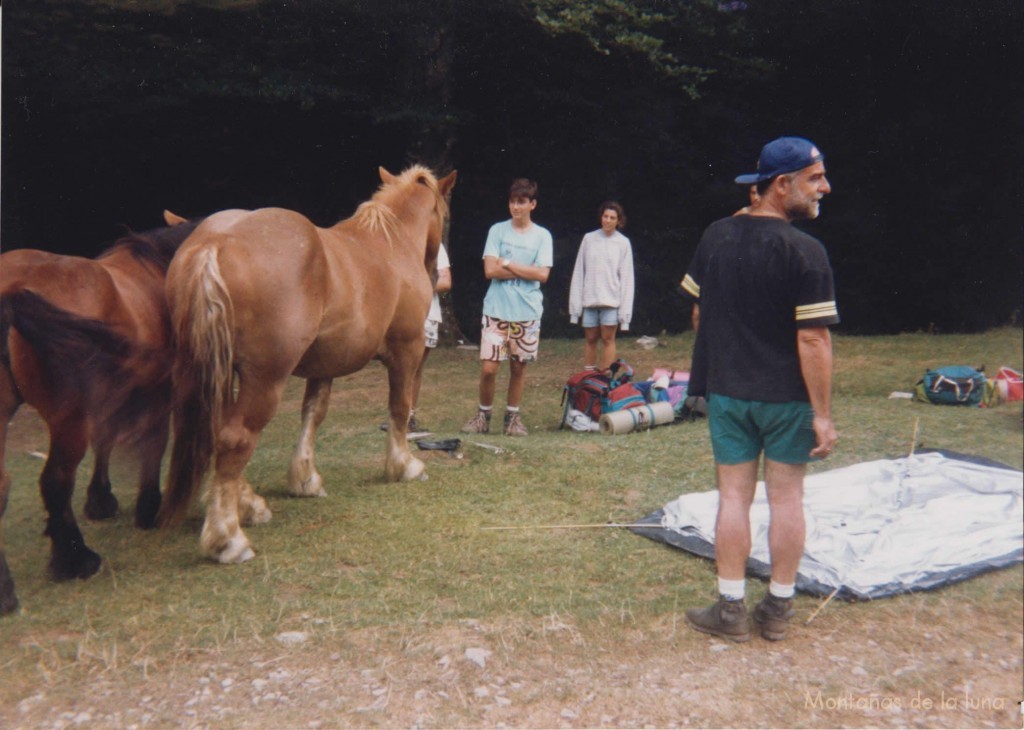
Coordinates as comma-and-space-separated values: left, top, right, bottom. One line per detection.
248, 504, 273, 525
134, 491, 162, 529
289, 473, 327, 498
0, 562, 19, 615
49, 546, 102, 582
242, 499, 273, 526
402, 457, 427, 482
84, 492, 119, 521
210, 533, 255, 564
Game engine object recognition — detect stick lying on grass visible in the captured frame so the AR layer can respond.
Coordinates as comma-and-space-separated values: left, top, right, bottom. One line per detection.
466, 441, 507, 454
481, 522, 656, 531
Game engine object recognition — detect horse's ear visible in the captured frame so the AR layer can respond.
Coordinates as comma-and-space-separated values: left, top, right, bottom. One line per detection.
438, 170, 457, 197
379, 167, 397, 184
164, 210, 188, 226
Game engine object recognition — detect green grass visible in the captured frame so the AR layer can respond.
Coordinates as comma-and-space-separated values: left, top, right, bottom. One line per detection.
1, 328, 1021, 726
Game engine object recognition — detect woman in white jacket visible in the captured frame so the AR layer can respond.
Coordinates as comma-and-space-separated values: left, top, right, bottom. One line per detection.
568, 201, 635, 370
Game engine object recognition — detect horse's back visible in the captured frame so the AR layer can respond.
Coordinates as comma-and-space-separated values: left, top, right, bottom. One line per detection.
1, 249, 119, 319
177, 208, 324, 270
169, 208, 331, 377
177, 207, 328, 291
1, 248, 172, 424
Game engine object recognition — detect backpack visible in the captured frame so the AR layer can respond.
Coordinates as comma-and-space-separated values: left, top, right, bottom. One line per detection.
602, 382, 646, 413
606, 358, 634, 385
561, 370, 611, 424
914, 366, 987, 406
559, 359, 639, 428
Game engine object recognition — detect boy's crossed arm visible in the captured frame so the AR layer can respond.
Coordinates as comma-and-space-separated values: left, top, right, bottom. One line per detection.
483, 255, 550, 284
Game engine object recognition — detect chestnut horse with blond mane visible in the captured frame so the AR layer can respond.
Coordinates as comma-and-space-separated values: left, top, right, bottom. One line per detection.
158, 165, 456, 563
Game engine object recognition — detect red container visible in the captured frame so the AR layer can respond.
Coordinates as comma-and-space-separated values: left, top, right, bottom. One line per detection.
995, 366, 1023, 402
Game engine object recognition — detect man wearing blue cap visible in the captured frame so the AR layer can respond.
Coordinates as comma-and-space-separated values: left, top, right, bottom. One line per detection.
679, 136, 839, 642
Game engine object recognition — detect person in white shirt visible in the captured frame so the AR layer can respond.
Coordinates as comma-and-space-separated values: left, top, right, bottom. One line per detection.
408, 244, 452, 432
568, 201, 635, 370
382, 246, 451, 434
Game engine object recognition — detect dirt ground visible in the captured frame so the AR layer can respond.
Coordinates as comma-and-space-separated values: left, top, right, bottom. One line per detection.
7, 603, 1023, 729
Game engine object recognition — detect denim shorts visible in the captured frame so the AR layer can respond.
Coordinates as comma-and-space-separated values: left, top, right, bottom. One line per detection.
581, 307, 619, 328
708, 392, 817, 465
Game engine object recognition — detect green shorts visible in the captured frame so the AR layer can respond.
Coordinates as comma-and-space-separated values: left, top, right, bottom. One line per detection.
708, 393, 817, 465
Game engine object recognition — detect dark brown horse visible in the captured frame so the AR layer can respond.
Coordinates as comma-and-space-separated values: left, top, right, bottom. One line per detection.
0, 212, 200, 615
158, 165, 456, 564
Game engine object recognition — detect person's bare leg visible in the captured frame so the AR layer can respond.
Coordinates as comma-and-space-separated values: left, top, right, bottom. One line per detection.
751, 459, 806, 640
686, 460, 758, 642
714, 460, 760, 580
583, 327, 599, 368
507, 359, 527, 408
478, 360, 499, 407
411, 347, 430, 411
763, 459, 807, 584
598, 324, 618, 369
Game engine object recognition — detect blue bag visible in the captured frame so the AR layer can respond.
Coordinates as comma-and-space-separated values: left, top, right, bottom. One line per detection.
915, 366, 986, 406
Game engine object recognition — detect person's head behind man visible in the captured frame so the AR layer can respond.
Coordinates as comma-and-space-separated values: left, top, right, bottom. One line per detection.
736, 137, 831, 222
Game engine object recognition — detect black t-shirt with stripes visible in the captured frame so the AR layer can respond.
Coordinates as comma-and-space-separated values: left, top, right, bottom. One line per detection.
680, 215, 839, 402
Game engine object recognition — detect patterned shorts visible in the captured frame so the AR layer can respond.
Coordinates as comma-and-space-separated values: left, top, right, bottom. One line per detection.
479, 315, 540, 362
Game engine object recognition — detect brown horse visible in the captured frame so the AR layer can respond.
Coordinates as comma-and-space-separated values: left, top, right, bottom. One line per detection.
158, 165, 457, 563
0, 212, 201, 615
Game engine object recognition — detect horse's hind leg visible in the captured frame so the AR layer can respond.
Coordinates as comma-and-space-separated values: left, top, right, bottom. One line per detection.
132, 416, 170, 529
41, 418, 101, 581
201, 377, 285, 564
287, 378, 332, 497
83, 448, 117, 521
83, 408, 125, 521
202, 474, 253, 564
238, 477, 271, 526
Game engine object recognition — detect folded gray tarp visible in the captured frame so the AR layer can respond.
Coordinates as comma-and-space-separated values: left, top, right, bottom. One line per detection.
631, 450, 1023, 600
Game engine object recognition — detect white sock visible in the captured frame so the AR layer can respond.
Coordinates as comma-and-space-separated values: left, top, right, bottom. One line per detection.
506, 405, 520, 413
478, 405, 492, 413
769, 581, 795, 599
717, 577, 746, 601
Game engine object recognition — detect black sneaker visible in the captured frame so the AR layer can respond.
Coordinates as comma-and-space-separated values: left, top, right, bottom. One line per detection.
685, 596, 751, 642
752, 593, 795, 641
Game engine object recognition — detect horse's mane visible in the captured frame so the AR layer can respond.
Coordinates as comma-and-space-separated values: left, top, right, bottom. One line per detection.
97, 218, 203, 271
352, 165, 448, 245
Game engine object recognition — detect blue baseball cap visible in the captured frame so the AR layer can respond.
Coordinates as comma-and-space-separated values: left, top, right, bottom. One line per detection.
735, 137, 824, 185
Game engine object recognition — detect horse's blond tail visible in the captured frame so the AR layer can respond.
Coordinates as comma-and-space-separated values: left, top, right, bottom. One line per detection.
158, 245, 235, 527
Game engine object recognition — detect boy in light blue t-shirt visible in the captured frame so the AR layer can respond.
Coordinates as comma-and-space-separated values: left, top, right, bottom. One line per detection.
462, 178, 553, 437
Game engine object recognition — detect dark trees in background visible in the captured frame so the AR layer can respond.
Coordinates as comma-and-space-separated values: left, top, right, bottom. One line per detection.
2, 0, 1021, 336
